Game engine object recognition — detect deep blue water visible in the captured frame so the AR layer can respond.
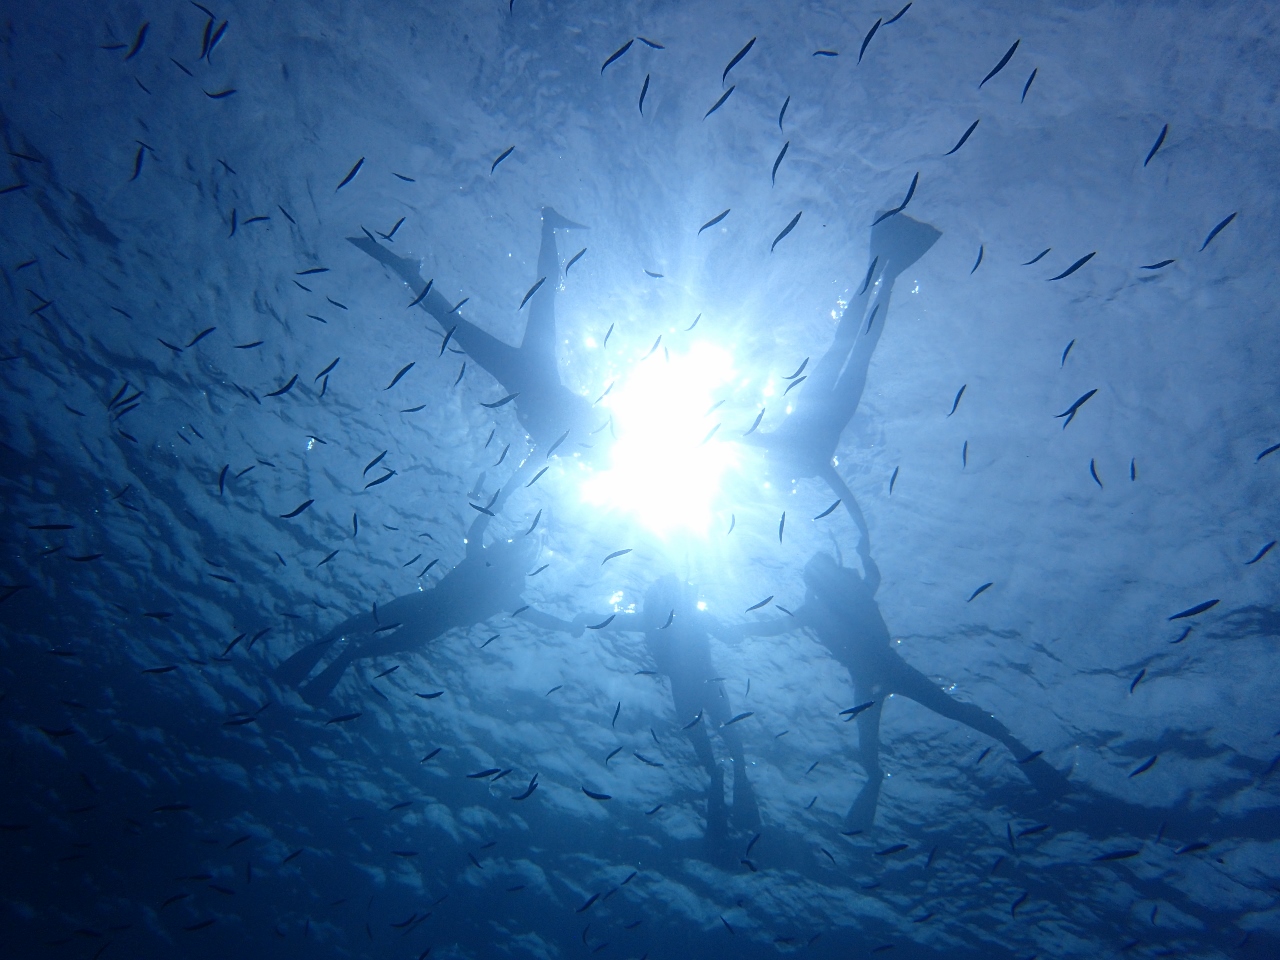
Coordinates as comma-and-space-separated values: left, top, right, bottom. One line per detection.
2, 2, 1278, 958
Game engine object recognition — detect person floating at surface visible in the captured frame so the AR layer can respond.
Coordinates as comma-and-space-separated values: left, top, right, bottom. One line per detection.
350, 207, 599, 472
743, 212, 942, 547
587, 575, 760, 850
727, 551, 1067, 830
275, 482, 576, 706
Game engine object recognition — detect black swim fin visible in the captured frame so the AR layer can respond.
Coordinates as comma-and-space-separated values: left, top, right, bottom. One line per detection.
870, 213, 942, 281
541, 207, 588, 230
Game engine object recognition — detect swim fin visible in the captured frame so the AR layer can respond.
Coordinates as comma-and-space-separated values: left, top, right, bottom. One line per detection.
870, 213, 941, 281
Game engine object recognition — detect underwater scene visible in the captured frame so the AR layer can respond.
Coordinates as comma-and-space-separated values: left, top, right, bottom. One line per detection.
1, 1, 1278, 958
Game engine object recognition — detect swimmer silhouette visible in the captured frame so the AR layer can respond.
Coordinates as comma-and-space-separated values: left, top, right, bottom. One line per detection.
350, 208, 598, 466
275, 485, 575, 706
588, 576, 760, 849
730, 552, 1067, 829
744, 213, 941, 547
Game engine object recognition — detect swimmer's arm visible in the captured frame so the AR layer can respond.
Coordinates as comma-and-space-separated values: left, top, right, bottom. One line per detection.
714, 617, 797, 643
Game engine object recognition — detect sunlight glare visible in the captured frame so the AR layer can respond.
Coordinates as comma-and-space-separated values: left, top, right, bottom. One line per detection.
580, 341, 737, 535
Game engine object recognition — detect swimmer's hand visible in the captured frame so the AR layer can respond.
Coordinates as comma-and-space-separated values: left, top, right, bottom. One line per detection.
570, 612, 590, 638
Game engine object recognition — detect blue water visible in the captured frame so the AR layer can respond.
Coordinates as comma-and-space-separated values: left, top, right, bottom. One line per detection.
2, 2, 1277, 958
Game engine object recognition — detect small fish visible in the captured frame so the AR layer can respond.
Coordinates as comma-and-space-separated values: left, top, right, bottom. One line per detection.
364, 451, 388, 476
1018, 751, 1044, 764
745, 596, 774, 613
578, 893, 600, 913
439, 325, 458, 356
385, 362, 415, 390
601, 39, 634, 74
315, 357, 340, 381
512, 776, 539, 801
967, 582, 992, 602
722, 917, 735, 935
634, 752, 663, 767
129, 145, 146, 181
779, 512, 786, 541
336, 157, 365, 191
1129, 755, 1158, 777
889, 465, 899, 494
1021, 67, 1038, 101
1011, 891, 1028, 917
979, 39, 1020, 88
783, 376, 806, 395
638, 74, 650, 113
859, 18, 882, 62
728, 514, 736, 534
612, 702, 621, 726
602, 548, 632, 565
365, 471, 395, 489
1144, 124, 1168, 166
416, 691, 444, 701
778, 95, 790, 132
408, 280, 434, 308
1246, 541, 1275, 565
1024, 248, 1052, 266
976, 747, 991, 764
1129, 668, 1146, 693
813, 500, 841, 520
813, 50, 838, 57
468, 768, 502, 779
142, 665, 178, 674
971, 245, 985, 274
1257, 442, 1280, 462
704, 86, 735, 119
875, 844, 908, 856
1168, 599, 1218, 621
1047, 252, 1096, 281
204, 88, 237, 99
490, 146, 514, 174
265, 375, 298, 398
1200, 212, 1237, 251
771, 211, 802, 252
770, 141, 792, 186
840, 701, 876, 720
582, 787, 611, 801
1090, 458, 1103, 488
317, 549, 340, 567
885, 3, 912, 25
520, 277, 546, 309
449, 297, 470, 314
683, 710, 703, 730
1061, 339, 1075, 366
280, 500, 314, 519
125, 21, 149, 59
948, 384, 967, 416
1176, 842, 1209, 855
525, 466, 549, 487
722, 712, 753, 727
945, 119, 980, 156
326, 712, 362, 725
722, 37, 756, 83
525, 510, 542, 536
699, 209, 731, 234
743, 408, 765, 437
547, 429, 571, 458
1055, 388, 1097, 428
638, 37, 664, 48
645, 269, 664, 279
872, 172, 918, 225
217, 464, 229, 495
1093, 849, 1141, 862
587, 615, 616, 630
483, 392, 519, 409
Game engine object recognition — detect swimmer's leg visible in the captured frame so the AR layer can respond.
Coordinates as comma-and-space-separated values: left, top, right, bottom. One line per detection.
845, 681, 886, 830
275, 611, 376, 688
686, 723, 728, 848
888, 657, 1069, 798
520, 208, 587, 375
718, 723, 761, 831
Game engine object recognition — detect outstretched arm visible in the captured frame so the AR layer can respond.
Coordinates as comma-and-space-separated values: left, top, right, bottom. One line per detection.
520, 607, 587, 637
715, 615, 802, 644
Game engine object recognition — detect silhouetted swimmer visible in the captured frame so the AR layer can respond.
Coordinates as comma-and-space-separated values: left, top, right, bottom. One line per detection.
588, 576, 760, 849
276, 489, 576, 706
729, 552, 1066, 829
350, 208, 598, 472
743, 213, 941, 547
